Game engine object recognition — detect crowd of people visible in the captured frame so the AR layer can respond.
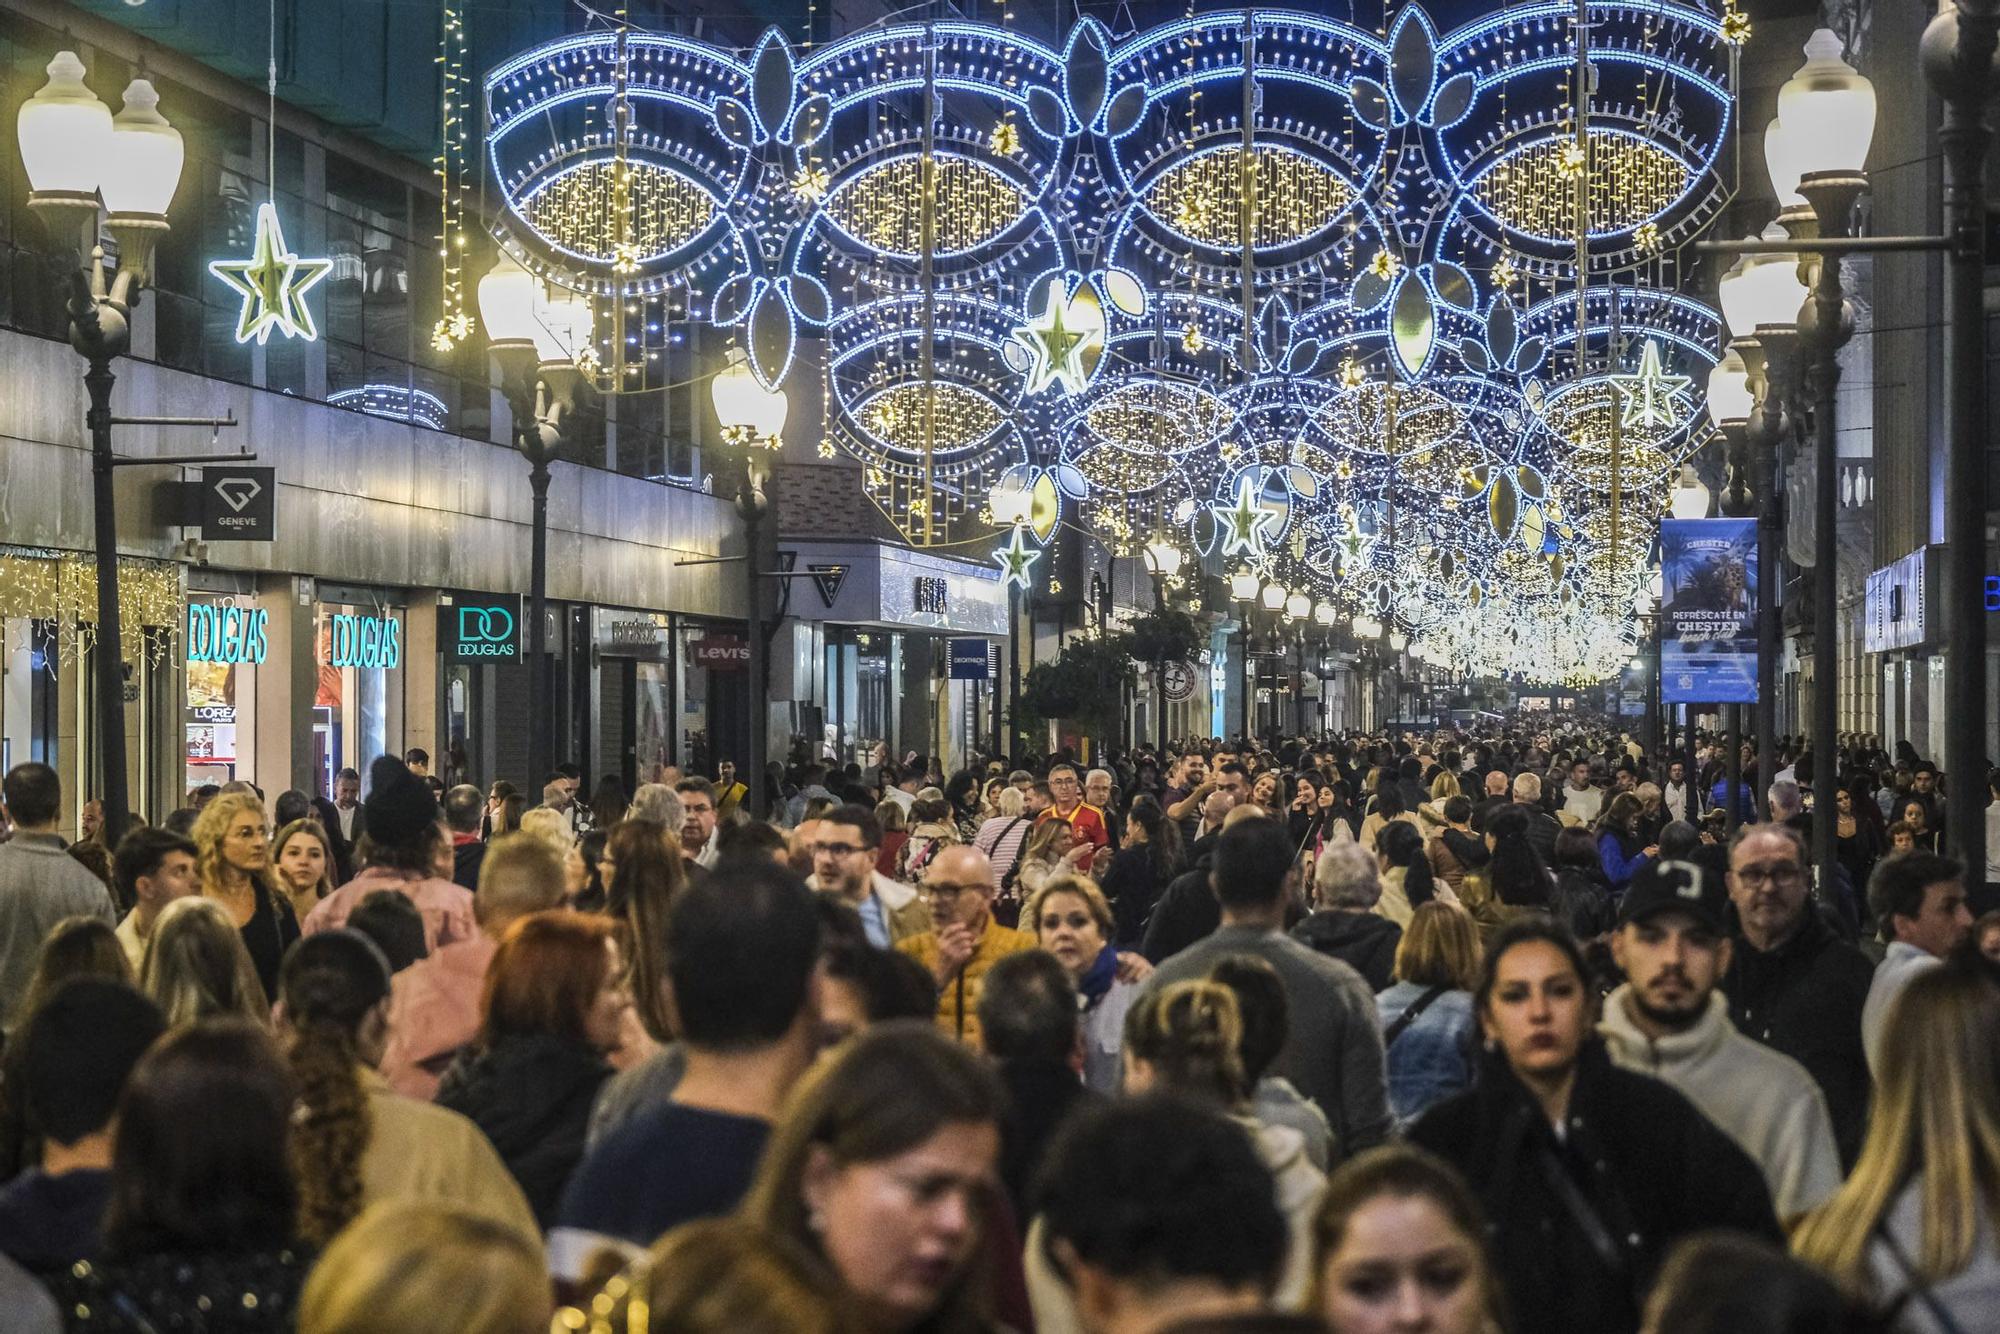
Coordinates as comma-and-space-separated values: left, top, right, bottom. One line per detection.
0, 718, 1994, 1331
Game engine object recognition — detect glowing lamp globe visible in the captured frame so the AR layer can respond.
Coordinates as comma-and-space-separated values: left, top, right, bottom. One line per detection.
478, 253, 542, 351
1313, 602, 1336, 627
1717, 229, 1809, 338
533, 284, 594, 366
1389, 631, 1408, 653
101, 80, 183, 218
1778, 30, 1876, 177
1143, 538, 1186, 579
1259, 583, 1286, 613
1670, 464, 1713, 520
711, 354, 789, 441
1705, 346, 1755, 427
17, 51, 110, 200
1762, 114, 1809, 210
1285, 591, 1312, 620
1229, 571, 1262, 603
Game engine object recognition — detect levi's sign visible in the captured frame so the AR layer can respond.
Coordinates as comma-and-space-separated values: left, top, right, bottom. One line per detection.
441, 595, 522, 664
693, 636, 750, 668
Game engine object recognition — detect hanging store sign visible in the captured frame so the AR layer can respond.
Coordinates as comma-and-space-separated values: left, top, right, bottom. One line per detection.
186, 603, 268, 665
1161, 659, 1197, 703
200, 466, 277, 541
441, 595, 522, 664
325, 613, 402, 670
1866, 549, 1930, 653
1660, 518, 1758, 704
947, 638, 991, 680
693, 635, 750, 668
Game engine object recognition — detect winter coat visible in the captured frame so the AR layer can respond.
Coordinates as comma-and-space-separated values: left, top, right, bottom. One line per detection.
435, 1032, 615, 1228
1599, 987, 1842, 1222
1720, 907, 1876, 1166
1409, 1041, 1780, 1334
1292, 909, 1401, 993
1551, 865, 1617, 940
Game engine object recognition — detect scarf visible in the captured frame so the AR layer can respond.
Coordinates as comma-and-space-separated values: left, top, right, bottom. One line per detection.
1079, 943, 1119, 1005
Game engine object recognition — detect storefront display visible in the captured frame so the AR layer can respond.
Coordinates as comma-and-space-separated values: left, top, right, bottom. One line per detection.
316, 596, 406, 793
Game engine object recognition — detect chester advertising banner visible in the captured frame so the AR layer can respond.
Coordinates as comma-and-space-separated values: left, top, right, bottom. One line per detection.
1661, 518, 1758, 704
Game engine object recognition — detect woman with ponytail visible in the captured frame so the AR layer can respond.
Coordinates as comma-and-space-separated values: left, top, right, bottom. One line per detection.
1373, 820, 1457, 928
279, 930, 540, 1250
1122, 980, 1325, 1309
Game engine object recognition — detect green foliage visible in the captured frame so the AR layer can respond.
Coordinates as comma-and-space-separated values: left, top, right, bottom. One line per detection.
1125, 603, 1205, 667
1019, 633, 1139, 739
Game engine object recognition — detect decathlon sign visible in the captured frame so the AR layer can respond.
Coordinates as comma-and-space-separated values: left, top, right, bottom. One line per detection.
440, 595, 522, 664
325, 613, 401, 670
186, 602, 269, 665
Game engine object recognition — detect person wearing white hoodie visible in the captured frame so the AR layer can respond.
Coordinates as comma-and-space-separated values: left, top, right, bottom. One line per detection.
1598, 858, 1841, 1222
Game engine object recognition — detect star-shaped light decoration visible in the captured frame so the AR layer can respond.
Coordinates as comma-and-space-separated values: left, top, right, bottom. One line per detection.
1211, 475, 1282, 557
993, 524, 1041, 590
1609, 339, 1691, 429
1010, 277, 1105, 396
208, 202, 333, 345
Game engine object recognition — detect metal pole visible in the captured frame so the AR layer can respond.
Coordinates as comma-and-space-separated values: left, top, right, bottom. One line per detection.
1008, 580, 1022, 765
84, 361, 131, 847
1800, 171, 1862, 902
1153, 576, 1168, 759
1747, 337, 1796, 819
526, 448, 551, 794
742, 475, 767, 819
1727, 703, 1744, 832
1924, 0, 1998, 885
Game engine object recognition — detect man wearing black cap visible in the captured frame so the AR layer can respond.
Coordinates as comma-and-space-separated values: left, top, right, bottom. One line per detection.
301, 755, 476, 951
1598, 857, 1841, 1223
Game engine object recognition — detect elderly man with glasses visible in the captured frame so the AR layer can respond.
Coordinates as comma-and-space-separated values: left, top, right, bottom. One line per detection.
1038, 762, 1110, 856
897, 845, 1036, 1046
1718, 822, 1875, 1168
805, 804, 931, 949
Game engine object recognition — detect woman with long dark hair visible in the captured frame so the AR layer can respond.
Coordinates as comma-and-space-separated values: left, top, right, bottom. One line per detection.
1407, 918, 1779, 1334
1374, 820, 1453, 928
1593, 793, 1656, 894
279, 930, 538, 1249
1096, 794, 1183, 947
47, 1020, 310, 1330
601, 818, 686, 1044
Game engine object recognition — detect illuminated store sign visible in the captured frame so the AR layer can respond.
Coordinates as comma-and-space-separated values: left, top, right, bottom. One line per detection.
326, 613, 402, 670
186, 603, 268, 665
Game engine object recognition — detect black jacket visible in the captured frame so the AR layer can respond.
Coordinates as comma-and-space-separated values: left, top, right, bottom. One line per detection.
1140, 833, 1221, 963
451, 838, 487, 893
1099, 846, 1173, 948
996, 1059, 1099, 1217
1720, 906, 1875, 1166
311, 797, 363, 885
1291, 910, 1401, 993
436, 1033, 614, 1227
1409, 1042, 1780, 1334
1550, 865, 1616, 940
1513, 801, 1562, 865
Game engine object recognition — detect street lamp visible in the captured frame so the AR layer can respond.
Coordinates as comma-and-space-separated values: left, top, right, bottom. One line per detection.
1717, 230, 1810, 816
1140, 536, 1187, 755
1780, 27, 1873, 901
480, 252, 586, 796
990, 482, 1033, 763
17, 54, 187, 846
1669, 464, 1713, 520
710, 352, 788, 817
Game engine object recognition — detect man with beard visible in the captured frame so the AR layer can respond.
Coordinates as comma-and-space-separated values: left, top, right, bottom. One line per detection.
1600, 859, 1841, 1223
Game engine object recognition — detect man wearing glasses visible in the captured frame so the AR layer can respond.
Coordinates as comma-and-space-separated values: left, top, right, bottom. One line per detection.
896, 845, 1035, 1046
1719, 823, 1875, 1167
806, 805, 930, 949
1037, 763, 1109, 856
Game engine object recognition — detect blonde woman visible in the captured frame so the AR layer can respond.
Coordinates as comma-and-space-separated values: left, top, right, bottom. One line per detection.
191, 791, 300, 1002
140, 895, 272, 1027
519, 806, 587, 902
1793, 965, 2000, 1327
1416, 770, 1462, 837
273, 818, 338, 925
299, 1200, 549, 1334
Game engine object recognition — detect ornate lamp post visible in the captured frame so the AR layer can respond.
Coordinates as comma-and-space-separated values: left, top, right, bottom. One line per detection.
1141, 536, 1186, 756
1778, 31, 1874, 900
991, 483, 1036, 762
1717, 232, 1809, 814
479, 253, 586, 795
18, 53, 187, 846
709, 355, 788, 818
1229, 570, 1260, 741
